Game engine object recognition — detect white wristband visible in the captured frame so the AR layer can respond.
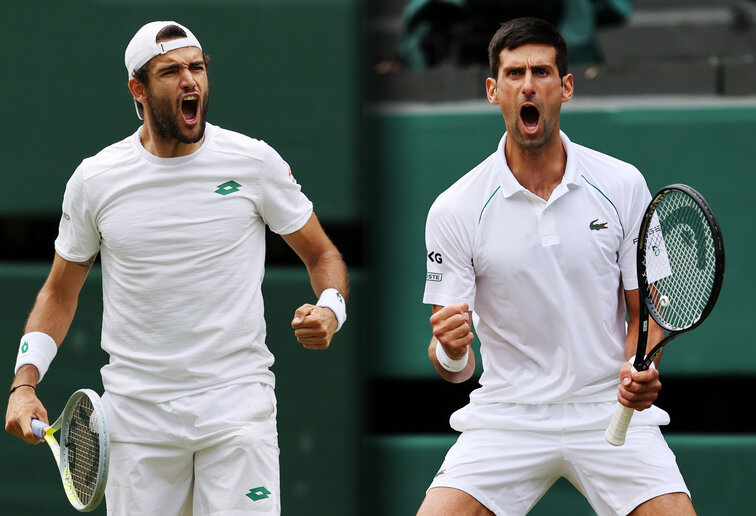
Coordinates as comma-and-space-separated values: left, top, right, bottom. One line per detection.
316, 288, 346, 332
435, 343, 469, 372
14, 332, 58, 382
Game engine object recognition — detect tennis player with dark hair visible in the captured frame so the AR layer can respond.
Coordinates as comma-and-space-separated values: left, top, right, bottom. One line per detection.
419, 17, 694, 515
5, 20, 348, 514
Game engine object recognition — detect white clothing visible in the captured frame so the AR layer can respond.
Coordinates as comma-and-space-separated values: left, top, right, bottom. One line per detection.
55, 122, 313, 402
423, 131, 669, 429
428, 419, 690, 516
103, 383, 280, 515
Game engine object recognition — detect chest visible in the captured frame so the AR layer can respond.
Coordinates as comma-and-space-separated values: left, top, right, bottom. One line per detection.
473, 188, 624, 284
93, 171, 259, 259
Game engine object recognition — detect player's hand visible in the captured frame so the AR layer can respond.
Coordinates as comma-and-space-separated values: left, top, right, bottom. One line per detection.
617, 361, 661, 411
430, 303, 474, 359
291, 303, 337, 349
5, 387, 47, 445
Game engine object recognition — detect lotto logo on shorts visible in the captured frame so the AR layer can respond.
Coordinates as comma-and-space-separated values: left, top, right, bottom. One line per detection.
246, 486, 271, 502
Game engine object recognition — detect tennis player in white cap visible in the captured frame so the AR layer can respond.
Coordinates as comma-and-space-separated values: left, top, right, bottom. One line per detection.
6, 20, 348, 515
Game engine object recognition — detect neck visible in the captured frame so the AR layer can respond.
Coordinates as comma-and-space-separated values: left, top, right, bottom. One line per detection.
504, 131, 566, 201
139, 119, 204, 158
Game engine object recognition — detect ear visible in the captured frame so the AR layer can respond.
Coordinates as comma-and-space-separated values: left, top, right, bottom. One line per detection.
561, 73, 574, 103
485, 77, 499, 105
128, 77, 148, 106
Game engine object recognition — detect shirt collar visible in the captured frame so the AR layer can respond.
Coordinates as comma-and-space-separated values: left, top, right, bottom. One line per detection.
494, 130, 581, 198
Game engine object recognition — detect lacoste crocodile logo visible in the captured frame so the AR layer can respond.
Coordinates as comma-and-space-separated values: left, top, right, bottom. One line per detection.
589, 219, 608, 231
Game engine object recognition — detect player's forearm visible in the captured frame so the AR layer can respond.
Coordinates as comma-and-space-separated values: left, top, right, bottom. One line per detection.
624, 315, 665, 367
624, 321, 638, 361
11, 364, 41, 387
24, 287, 79, 346
305, 248, 349, 301
646, 319, 665, 366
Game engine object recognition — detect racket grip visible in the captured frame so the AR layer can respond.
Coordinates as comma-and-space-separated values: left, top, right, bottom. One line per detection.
604, 402, 635, 446
30, 418, 48, 439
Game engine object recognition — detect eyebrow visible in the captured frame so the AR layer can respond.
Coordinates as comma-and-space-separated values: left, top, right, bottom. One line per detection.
155, 60, 205, 73
505, 62, 554, 70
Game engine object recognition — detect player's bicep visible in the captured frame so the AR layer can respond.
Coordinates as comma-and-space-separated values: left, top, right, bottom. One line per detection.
280, 213, 336, 267
624, 289, 640, 328
42, 252, 97, 302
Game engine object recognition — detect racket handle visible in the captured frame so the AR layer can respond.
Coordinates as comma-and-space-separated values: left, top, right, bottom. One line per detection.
604, 402, 635, 446
30, 418, 48, 439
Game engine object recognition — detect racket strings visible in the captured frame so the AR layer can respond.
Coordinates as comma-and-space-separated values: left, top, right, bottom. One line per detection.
643, 190, 717, 330
65, 396, 101, 504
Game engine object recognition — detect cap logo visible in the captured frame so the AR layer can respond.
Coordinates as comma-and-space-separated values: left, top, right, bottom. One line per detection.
155, 37, 199, 57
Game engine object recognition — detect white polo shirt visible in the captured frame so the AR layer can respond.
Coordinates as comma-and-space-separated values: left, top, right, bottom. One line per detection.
424, 131, 669, 430
55, 123, 313, 403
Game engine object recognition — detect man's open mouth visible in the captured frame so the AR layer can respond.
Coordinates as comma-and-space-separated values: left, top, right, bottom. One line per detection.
181, 94, 199, 125
520, 104, 540, 133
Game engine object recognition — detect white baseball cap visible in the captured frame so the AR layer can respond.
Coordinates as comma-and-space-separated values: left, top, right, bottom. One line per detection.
124, 21, 203, 119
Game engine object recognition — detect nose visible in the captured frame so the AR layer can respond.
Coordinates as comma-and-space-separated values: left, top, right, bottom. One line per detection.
179, 66, 197, 90
522, 71, 536, 96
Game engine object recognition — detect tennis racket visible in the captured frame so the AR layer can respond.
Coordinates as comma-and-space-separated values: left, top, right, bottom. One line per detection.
605, 184, 725, 446
31, 388, 110, 511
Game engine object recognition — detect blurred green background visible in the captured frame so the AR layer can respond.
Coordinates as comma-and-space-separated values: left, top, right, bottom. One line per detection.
2, 1, 756, 515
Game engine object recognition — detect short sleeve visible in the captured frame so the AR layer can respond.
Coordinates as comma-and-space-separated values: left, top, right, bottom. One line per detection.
422, 195, 476, 309
257, 145, 313, 235
54, 169, 101, 262
618, 169, 652, 290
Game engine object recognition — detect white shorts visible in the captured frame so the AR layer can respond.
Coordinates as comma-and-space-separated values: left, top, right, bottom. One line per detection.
102, 382, 280, 516
428, 425, 690, 516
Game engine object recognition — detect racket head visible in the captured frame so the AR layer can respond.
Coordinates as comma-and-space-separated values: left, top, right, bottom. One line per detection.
636, 184, 725, 364
58, 389, 110, 512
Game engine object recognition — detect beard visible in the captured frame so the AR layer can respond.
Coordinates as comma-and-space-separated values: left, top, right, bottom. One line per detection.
146, 89, 209, 144
509, 114, 557, 151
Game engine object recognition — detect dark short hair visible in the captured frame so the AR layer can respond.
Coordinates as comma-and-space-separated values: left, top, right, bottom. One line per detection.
488, 17, 568, 79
